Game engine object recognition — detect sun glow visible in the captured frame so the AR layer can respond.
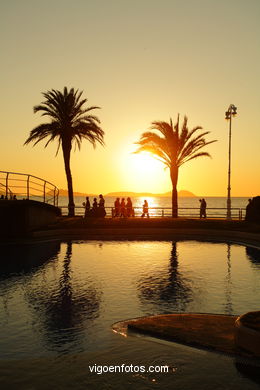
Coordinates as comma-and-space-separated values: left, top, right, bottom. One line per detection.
119, 149, 170, 193
131, 153, 164, 175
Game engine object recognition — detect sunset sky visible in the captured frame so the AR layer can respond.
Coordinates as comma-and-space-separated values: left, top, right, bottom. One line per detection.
1, 0, 259, 197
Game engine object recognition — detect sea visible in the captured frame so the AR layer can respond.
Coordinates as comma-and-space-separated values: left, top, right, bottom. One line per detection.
58, 196, 250, 219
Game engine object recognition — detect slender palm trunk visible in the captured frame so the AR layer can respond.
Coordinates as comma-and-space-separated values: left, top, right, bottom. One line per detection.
170, 166, 178, 218
62, 142, 75, 217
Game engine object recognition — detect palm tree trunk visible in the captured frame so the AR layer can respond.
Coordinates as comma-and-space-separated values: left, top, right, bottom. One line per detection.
170, 166, 178, 218
62, 142, 75, 216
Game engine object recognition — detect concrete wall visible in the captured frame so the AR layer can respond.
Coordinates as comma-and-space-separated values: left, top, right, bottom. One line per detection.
0, 200, 61, 237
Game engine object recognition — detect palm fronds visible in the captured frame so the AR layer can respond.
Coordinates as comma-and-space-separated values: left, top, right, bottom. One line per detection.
25, 87, 105, 153
135, 115, 216, 169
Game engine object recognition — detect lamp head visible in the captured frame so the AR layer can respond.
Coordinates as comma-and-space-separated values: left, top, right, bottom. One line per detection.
225, 111, 231, 120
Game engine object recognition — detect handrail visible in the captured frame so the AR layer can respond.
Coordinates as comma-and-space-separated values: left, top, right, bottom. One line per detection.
0, 170, 59, 206
59, 205, 246, 220
0, 182, 13, 197
0, 170, 57, 188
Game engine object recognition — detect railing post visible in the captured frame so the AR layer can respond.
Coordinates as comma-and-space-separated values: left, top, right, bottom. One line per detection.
5, 172, 9, 198
43, 181, 46, 203
162, 209, 164, 217
27, 175, 30, 199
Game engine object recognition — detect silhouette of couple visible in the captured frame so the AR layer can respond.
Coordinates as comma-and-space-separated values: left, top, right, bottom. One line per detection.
83, 194, 106, 218
199, 198, 207, 218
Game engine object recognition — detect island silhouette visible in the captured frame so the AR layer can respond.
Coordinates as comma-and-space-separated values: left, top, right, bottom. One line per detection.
57, 189, 196, 197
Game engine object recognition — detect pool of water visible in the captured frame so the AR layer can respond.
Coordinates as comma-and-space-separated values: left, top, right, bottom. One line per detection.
0, 239, 260, 389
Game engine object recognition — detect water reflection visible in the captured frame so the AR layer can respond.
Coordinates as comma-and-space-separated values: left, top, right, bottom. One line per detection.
246, 247, 260, 268
224, 244, 233, 315
25, 241, 102, 353
0, 240, 60, 278
137, 242, 193, 313
0, 241, 60, 322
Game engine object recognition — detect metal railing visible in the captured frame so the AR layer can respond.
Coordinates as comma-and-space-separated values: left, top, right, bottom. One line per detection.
0, 171, 59, 206
60, 206, 246, 220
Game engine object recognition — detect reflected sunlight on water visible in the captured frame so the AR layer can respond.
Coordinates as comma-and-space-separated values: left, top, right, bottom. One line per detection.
0, 240, 260, 389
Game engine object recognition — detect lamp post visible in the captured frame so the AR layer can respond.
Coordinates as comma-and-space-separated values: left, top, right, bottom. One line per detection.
225, 104, 237, 220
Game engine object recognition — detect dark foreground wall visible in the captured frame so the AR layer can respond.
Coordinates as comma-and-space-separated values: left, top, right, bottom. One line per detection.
0, 200, 61, 237
245, 196, 260, 223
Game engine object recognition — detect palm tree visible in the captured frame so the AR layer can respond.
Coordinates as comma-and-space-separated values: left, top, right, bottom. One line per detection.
134, 115, 216, 217
24, 87, 105, 216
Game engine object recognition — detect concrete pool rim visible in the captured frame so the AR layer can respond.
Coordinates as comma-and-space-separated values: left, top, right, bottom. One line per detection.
2, 227, 258, 250
113, 312, 260, 362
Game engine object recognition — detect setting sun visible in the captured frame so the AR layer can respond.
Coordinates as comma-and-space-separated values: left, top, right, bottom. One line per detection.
118, 148, 170, 193
131, 153, 164, 176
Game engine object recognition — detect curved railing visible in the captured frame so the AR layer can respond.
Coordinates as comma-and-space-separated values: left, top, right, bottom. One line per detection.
0, 171, 59, 206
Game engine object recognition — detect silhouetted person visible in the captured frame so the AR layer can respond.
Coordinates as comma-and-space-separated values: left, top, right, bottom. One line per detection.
199, 198, 207, 218
202, 198, 207, 218
92, 198, 98, 216
83, 196, 90, 218
114, 197, 120, 217
245, 198, 252, 220
126, 197, 134, 217
120, 198, 126, 217
98, 194, 104, 208
98, 194, 106, 217
0, 195, 4, 200
13, 194, 17, 200
141, 200, 149, 218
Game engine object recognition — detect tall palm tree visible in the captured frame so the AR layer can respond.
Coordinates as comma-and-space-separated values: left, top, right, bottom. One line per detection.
134, 115, 216, 217
24, 87, 105, 216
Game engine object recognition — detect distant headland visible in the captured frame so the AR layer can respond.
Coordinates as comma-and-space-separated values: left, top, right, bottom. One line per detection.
58, 189, 196, 197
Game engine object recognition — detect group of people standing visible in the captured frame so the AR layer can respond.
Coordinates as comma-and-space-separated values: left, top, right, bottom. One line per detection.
83, 194, 106, 218
113, 198, 149, 218
113, 197, 135, 218
83, 195, 150, 218
0, 194, 17, 200
83, 196, 207, 219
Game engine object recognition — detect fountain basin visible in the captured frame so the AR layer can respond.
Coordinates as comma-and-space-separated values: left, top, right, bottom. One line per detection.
235, 311, 260, 357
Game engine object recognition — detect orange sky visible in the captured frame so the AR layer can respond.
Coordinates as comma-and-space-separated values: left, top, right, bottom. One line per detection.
1, 0, 260, 197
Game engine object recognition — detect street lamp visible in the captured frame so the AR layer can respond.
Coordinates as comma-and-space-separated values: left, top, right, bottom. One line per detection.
225, 104, 237, 219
